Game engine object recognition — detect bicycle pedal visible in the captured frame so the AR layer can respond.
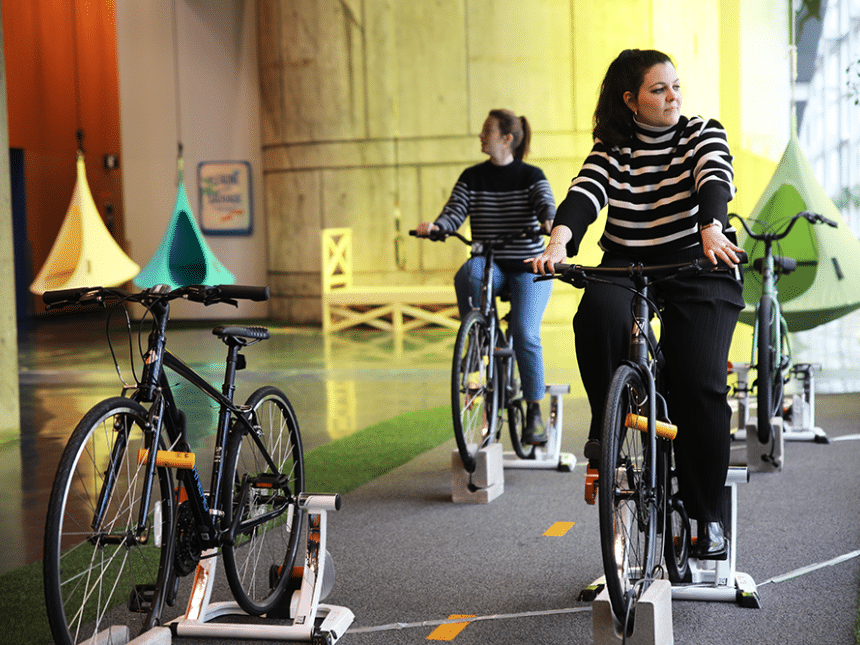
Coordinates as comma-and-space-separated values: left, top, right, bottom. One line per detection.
625, 413, 678, 440
128, 584, 156, 613
584, 465, 599, 505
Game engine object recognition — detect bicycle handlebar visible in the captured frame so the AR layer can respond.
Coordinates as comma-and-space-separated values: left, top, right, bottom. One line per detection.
730, 210, 837, 242
409, 226, 545, 248
43, 283, 270, 311
547, 251, 748, 288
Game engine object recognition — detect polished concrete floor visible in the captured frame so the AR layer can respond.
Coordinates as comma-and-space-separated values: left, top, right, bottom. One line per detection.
5, 310, 859, 578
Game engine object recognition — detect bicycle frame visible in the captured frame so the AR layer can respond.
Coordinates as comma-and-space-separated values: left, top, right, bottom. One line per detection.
100, 300, 284, 556
475, 240, 504, 403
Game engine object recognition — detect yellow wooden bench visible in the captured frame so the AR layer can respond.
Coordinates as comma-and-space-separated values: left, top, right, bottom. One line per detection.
321, 228, 459, 334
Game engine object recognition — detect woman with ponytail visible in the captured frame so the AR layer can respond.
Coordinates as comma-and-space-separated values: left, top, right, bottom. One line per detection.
416, 109, 557, 443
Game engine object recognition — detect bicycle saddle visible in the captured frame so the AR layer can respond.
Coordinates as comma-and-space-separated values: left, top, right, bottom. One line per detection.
752, 255, 797, 274
213, 325, 271, 343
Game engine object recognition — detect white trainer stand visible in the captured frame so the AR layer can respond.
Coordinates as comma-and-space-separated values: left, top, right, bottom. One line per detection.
592, 579, 674, 645
452, 442, 504, 503
729, 362, 828, 447
671, 466, 760, 608
168, 493, 354, 645
745, 415, 784, 473
503, 384, 576, 472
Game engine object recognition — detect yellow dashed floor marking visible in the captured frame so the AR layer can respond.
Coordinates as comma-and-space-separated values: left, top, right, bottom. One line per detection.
543, 521, 576, 537
426, 615, 475, 640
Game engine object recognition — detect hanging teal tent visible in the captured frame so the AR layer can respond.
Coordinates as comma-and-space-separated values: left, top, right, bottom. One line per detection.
737, 124, 860, 332
134, 157, 235, 289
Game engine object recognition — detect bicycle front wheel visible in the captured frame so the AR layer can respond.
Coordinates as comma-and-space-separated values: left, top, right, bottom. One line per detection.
222, 386, 305, 616
43, 397, 174, 645
756, 298, 782, 443
452, 310, 499, 472
598, 364, 658, 632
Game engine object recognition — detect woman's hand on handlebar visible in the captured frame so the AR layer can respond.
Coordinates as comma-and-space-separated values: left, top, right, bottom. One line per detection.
527, 224, 571, 275
415, 221, 439, 236
701, 222, 744, 267
527, 241, 568, 276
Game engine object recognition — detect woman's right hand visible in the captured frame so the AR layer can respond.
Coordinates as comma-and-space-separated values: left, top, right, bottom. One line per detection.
527, 224, 572, 275
415, 222, 439, 236
528, 242, 568, 275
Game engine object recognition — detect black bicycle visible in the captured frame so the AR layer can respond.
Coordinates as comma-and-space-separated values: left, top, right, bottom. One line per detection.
41, 284, 305, 645
411, 227, 545, 473
546, 253, 745, 632
730, 211, 836, 444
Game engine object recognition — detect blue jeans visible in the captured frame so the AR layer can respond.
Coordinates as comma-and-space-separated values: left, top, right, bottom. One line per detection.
454, 257, 552, 402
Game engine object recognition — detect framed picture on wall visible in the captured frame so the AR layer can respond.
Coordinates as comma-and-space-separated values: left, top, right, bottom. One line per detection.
198, 161, 253, 235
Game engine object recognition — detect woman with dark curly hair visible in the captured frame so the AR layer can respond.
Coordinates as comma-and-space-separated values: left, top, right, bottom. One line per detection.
531, 50, 744, 560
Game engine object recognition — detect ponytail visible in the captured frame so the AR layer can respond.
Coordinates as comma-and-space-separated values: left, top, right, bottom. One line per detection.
488, 109, 532, 161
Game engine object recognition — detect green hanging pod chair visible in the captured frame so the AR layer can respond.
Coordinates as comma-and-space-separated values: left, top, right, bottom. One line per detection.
737, 124, 860, 332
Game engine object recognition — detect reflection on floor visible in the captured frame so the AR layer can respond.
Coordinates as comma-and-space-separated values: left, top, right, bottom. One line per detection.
4, 315, 586, 575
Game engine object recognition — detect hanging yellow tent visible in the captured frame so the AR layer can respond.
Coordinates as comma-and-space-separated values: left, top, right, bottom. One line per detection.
30, 153, 140, 295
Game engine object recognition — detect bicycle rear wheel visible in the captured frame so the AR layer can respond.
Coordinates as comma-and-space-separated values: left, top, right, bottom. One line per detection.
222, 386, 305, 615
452, 310, 499, 472
503, 337, 535, 459
661, 444, 690, 583
756, 298, 782, 443
598, 364, 658, 632
43, 397, 174, 645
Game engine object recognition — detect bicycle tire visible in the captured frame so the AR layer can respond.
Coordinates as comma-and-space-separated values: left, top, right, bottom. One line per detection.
43, 397, 174, 645
222, 386, 305, 615
598, 364, 658, 632
452, 310, 499, 472
504, 341, 535, 459
756, 297, 779, 443
661, 445, 691, 583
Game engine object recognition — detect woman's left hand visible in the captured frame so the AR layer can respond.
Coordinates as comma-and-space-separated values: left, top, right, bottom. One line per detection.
701, 223, 743, 267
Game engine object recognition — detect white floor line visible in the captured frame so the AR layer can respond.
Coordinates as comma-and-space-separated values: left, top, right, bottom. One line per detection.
831, 434, 860, 442
346, 606, 593, 634
759, 550, 860, 586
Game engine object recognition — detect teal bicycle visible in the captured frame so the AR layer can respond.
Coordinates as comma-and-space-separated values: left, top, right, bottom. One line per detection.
730, 211, 836, 446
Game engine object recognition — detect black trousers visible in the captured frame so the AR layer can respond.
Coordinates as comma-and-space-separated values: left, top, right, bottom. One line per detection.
573, 249, 744, 522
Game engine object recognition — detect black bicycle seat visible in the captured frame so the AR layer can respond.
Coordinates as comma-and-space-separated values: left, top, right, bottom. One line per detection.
752, 255, 797, 274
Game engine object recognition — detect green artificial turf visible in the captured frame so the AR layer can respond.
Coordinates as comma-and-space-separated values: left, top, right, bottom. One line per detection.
0, 405, 451, 645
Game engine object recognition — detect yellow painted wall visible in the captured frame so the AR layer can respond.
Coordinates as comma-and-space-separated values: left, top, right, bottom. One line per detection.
259, 0, 791, 331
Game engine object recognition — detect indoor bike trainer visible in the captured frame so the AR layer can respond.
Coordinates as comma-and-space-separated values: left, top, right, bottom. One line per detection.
503, 383, 576, 472
452, 384, 576, 503
669, 466, 761, 607
585, 465, 760, 645
729, 361, 828, 472
128, 493, 353, 645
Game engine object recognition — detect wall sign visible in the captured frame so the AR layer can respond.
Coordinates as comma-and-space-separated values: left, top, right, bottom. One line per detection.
198, 161, 253, 235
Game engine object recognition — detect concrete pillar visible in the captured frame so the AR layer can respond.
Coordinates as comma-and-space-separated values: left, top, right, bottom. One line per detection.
257, 0, 788, 325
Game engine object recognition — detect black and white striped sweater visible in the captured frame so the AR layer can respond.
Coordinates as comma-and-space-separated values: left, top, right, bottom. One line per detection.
434, 159, 557, 263
555, 115, 735, 258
